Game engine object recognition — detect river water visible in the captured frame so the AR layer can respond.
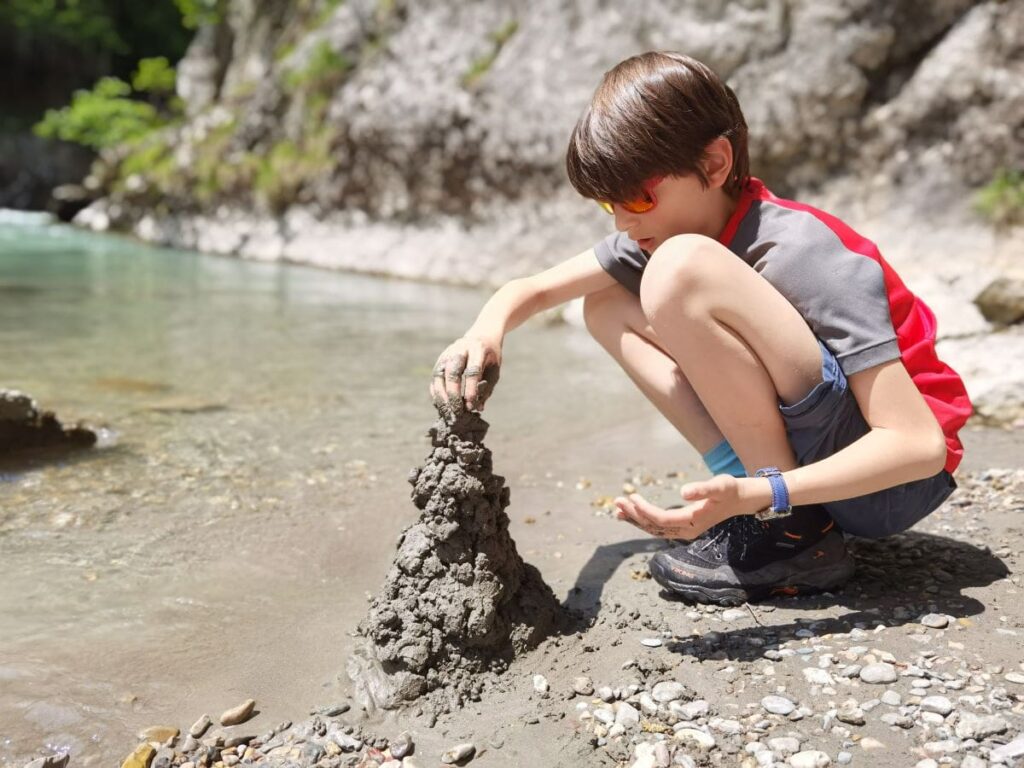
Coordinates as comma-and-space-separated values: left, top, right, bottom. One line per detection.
0, 214, 671, 766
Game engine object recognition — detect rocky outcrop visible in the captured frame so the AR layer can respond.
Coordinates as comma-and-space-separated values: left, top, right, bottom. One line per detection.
75, 0, 1021, 280
0, 389, 97, 455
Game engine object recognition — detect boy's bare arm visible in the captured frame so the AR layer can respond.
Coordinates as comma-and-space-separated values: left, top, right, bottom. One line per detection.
431, 248, 616, 411
781, 360, 948, 503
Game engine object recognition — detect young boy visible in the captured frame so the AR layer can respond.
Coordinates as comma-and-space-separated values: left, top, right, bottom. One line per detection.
428, 51, 972, 606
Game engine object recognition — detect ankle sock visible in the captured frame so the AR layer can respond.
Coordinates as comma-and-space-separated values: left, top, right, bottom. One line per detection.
702, 439, 746, 478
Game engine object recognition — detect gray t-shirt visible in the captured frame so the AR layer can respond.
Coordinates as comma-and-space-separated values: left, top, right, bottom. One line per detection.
593, 196, 901, 376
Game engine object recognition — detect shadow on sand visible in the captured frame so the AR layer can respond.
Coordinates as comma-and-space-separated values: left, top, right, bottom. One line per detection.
563, 530, 1009, 661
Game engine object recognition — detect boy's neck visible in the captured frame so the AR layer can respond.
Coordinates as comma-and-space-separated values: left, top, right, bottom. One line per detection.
705, 187, 740, 241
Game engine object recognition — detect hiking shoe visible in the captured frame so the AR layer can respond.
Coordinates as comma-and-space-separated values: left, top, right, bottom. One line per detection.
648, 516, 854, 605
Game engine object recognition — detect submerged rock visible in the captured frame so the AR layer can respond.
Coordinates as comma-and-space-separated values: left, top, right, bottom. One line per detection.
0, 390, 96, 455
348, 408, 562, 710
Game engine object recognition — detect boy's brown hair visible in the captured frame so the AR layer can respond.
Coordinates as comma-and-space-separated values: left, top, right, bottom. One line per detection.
566, 52, 750, 202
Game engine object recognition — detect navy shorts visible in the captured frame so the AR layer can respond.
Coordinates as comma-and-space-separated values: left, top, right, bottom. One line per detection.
779, 340, 956, 539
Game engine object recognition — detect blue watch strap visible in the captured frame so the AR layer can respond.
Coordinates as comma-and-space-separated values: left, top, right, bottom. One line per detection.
755, 466, 791, 513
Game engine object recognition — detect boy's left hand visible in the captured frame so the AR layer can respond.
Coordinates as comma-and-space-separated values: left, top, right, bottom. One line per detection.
613, 474, 768, 539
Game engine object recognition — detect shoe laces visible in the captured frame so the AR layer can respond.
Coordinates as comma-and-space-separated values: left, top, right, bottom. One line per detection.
697, 516, 767, 562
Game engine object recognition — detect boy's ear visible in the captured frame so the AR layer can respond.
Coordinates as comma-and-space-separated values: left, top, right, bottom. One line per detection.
702, 136, 734, 190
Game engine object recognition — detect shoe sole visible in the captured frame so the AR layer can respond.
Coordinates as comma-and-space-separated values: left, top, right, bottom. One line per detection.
648, 549, 856, 607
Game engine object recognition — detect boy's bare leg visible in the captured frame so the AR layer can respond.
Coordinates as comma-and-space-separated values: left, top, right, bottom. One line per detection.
634, 234, 823, 475
583, 283, 725, 456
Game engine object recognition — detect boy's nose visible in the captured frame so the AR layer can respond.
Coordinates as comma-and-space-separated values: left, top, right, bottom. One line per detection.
614, 207, 639, 232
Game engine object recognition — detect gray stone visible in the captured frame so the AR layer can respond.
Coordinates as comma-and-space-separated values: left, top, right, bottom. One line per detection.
532, 674, 549, 694
789, 750, 831, 768
440, 742, 475, 764
615, 702, 640, 729
975, 278, 1024, 326
768, 737, 801, 756
573, 676, 594, 696
641, 637, 663, 647
919, 696, 953, 716
859, 664, 897, 684
803, 668, 835, 686
652, 681, 689, 703
219, 699, 256, 727
922, 740, 960, 756
881, 690, 902, 706
761, 695, 796, 716
390, 732, 413, 759
954, 713, 1008, 740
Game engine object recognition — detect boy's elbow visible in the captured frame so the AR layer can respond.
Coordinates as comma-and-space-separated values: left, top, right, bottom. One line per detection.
918, 424, 948, 478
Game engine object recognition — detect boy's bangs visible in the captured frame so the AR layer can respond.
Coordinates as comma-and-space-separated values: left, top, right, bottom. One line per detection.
566, 106, 652, 204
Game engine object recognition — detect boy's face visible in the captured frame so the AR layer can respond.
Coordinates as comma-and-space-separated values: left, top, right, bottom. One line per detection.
609, 137, 737, 251
612, 173, 725, 252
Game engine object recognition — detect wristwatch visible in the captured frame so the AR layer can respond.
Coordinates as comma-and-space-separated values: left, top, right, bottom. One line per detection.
753, 467, 793, 522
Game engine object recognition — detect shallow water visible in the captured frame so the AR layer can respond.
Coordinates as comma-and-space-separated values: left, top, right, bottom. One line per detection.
0, 216, 656, 766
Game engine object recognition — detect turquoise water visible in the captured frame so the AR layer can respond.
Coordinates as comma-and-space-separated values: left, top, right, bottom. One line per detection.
0, 214, 653, 766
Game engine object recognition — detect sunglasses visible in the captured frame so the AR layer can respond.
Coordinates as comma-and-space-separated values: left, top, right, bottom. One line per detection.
596, 176, 664, 215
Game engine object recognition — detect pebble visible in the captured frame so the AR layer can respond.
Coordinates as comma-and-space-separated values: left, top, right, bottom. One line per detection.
923, 739, 960, 756
919, 695, 953, 716
138, 726, 179, 744
876, 692, 901, 708
573, 676, 594, 696
959, 757, 986, 768
120, 744, 155, 768
954, 712, 1008, 740
189, 715, 212, 738
440, 742, 475, 764
836, 702, 865, 726
672, 700, 709, 720
641, 638, 663, 648
615, 702, 641, 729
789, 750, 831, 767
859, 664, 897, 684
532, 674, 549, 694
761, 695, 796, 716
674, 729, 715, 750
914, 761, 939, 768
652, 681, 688, 703
991, 735, 1024, 762
220, 699, 256, 726
722, 608, 748, 621
390, 732, 413, 760
919, 614, 949, 628
768, 737, 801, 756
1005, 672, 1024, 685
803, 668, 835, 686
597, 686, 615, 702
836, 752, 852, 765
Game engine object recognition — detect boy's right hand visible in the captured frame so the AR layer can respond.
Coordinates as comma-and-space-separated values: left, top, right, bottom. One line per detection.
430, 335, 502, 415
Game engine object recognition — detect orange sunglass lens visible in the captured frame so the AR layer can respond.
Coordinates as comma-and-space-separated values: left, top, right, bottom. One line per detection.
622, 197, 655, 214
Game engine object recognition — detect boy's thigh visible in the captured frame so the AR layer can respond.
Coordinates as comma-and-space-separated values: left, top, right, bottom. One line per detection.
779, 338, 956, 538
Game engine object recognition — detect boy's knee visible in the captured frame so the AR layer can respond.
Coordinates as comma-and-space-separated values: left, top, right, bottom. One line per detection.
640, 234, 723, 319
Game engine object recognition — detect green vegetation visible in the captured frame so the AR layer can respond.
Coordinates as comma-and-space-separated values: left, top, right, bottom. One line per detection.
976, 169, 1024, 228
462, 19, 519, 88
285, 40, 354, 91
34, 58, 182, 149
35, 76, 160, 149
173, 0, 222, 29
131, 56, 177, 94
